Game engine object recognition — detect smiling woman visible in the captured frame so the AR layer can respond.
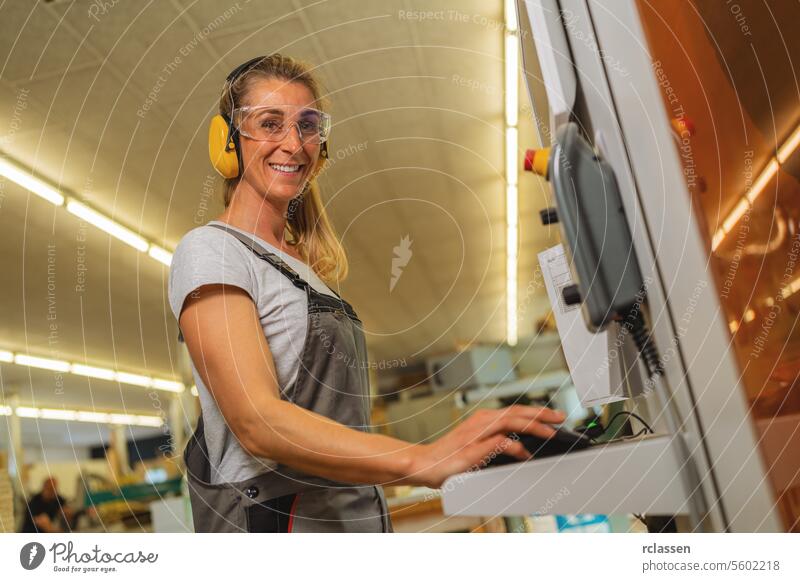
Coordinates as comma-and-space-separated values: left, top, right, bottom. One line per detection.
213, 54, 346, 283
169, 53, 565, 533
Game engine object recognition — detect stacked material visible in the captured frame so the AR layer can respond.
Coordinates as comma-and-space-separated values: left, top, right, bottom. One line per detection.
0, 467, 13, 533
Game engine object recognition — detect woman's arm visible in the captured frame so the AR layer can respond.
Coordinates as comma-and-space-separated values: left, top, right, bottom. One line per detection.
179, 284, 565, 488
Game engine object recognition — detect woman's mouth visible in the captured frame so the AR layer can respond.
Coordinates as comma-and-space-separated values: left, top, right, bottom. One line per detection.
268, 162, 304, 176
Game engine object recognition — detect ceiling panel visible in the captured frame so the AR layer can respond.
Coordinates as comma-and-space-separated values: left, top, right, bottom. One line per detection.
0, 2, 100, 83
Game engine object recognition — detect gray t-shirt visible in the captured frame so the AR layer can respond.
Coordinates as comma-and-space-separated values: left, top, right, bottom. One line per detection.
168, 220, 336, 483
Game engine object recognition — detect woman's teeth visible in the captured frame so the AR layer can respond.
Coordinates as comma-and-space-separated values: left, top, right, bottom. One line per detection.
269, 163, 302, 174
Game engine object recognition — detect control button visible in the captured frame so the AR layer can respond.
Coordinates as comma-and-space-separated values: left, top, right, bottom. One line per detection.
524, 147, 550, 177
244, 486, 259, 499
540, 207, 559, 225
562, 284, 582, 306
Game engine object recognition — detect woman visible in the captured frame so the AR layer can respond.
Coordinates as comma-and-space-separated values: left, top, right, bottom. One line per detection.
169, 54, 565, 532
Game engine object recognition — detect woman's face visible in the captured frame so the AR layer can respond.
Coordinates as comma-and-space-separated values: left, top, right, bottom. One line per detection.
238, 78, 321, 205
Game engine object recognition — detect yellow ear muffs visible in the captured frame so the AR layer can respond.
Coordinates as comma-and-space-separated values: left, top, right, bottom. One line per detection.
208, 114, 240, 179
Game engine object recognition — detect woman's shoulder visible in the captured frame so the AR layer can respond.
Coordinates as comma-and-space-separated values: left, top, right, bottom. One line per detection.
173, 223, 251, 263
168, 223, 259, 318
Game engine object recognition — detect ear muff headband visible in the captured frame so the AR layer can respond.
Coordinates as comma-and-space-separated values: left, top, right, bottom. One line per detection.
208, 56, 266, 178
208, 55, 330, 179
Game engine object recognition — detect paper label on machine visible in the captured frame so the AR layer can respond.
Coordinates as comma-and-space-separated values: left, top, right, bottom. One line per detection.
537, 244, 627, 406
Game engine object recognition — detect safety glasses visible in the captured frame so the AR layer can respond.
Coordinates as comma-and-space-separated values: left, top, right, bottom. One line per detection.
232, 104, 331, 145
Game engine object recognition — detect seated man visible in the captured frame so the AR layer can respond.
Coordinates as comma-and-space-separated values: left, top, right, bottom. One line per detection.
19, 477, 74, 533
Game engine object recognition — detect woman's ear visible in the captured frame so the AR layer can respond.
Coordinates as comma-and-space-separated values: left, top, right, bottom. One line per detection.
311, 151, 328, 178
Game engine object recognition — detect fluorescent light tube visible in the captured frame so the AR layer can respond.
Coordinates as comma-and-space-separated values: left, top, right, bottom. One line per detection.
66, 200, 148, 252
0, 158, 65, 205
14, 354, 70, 372
505, 35, 519, 127
115, 371, 153, 388
505, 0, 518, 32
71, 363, 116, 381
148, 245, 173, 266
506, 127, 519, 186
152, 378, 185, 393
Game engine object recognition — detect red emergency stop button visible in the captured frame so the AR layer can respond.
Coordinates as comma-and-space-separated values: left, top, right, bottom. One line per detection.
524, 147, 550, 178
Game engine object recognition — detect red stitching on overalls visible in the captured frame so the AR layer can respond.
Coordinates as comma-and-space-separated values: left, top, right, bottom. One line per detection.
287, 493, 301, 533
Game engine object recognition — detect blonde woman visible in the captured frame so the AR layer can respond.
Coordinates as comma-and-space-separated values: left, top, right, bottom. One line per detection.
169, 54, 565, 532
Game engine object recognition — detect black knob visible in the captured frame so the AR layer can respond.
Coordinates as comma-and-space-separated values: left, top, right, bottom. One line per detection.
540, 207, 559, 225
244, 485, 259, 499
562, 284, 582, 306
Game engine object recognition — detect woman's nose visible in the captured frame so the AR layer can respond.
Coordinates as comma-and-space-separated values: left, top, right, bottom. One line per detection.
279, 123, 304, 152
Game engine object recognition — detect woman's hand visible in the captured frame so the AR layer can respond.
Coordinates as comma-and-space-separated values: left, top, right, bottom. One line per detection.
407, 405, 567, 488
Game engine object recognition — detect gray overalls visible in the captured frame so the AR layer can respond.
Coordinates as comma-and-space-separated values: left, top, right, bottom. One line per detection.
183, 224, 392, 532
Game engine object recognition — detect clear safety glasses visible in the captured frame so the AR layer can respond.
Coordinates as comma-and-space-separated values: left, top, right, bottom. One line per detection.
232, 104, 331, 145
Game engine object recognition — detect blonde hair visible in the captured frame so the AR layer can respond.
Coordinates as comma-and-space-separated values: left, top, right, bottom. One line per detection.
219, 54, 347, 284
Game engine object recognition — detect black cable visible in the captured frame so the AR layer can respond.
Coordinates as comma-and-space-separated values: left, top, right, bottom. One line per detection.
624, 310, 664, 378
605, 410, 655, 435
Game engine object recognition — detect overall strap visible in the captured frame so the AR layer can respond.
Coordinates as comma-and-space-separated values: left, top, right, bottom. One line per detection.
207, 223, 309, 292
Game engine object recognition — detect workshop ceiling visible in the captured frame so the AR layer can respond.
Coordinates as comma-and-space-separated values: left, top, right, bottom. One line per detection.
0, 0, 557, 415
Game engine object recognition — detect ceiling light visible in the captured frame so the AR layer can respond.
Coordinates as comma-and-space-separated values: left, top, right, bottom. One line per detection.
506, 127, 519, 186
14, 354, 70, 372
66, 200, 149, 252
131, 415, 164, 427
75, 411, 112, 423
713, 122, 799, 250
781, 276, 800, 299
71, 363, 116, 381
148, 245, 173, 266
504, 0, 518, 32
14, 407, 41, 418
38, 408, 79, 421
10, 406, 164, 427
0, 157, 65, 206
505, 35, 519, 127
777, 124, 800, 164
3, 347, 185, 394
152, 378, 185, 393
115, 371, 153, 388
505, 18, 520, 346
